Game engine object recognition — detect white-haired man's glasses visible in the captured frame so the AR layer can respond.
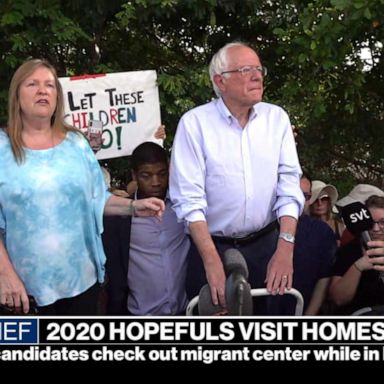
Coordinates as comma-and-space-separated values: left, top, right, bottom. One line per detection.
221, 65, 267, 77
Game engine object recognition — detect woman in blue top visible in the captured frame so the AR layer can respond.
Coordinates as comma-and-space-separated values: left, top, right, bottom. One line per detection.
0, 59, 164, 315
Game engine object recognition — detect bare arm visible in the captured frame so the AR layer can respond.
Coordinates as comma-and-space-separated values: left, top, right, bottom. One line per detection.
266, 215, 297, 294
329, 267, 362, 307
189, 221, 226, 307
330, 241, 384, 306
154, 125, 166, 140
305, 277, 330, 315
0, 239, 29, 313
104, 194, 165, 217
329, 250, 371, 306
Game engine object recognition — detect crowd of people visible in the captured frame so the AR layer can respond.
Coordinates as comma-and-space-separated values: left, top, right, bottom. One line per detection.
0, 42, 383, 317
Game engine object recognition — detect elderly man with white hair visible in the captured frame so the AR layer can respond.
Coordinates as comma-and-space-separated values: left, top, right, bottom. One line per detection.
170, 41, 304, 315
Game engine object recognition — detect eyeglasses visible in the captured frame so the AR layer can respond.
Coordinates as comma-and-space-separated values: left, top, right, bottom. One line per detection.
221, 65, 267, 77
372, 219, 384, 229
303, 192, 312, 201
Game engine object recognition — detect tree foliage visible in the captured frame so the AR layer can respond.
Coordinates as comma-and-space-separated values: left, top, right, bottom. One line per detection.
1, 0, 383, 193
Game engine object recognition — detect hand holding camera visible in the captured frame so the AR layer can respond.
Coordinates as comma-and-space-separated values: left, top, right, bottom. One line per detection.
366, 240, 384, 268
86, 120, 103, 153
354, 240, 384, 274
0, 295, 38, 316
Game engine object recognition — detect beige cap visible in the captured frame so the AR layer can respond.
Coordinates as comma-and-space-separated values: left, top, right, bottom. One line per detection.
336, 184, 384, 207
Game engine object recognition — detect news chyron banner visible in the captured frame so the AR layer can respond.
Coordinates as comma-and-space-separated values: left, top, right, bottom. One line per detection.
59, 71, 162, 160
1, 318, 384, 363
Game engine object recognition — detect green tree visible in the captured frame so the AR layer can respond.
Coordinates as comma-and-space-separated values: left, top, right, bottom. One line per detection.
1, 0, 383, 193
269, 0, 384, 192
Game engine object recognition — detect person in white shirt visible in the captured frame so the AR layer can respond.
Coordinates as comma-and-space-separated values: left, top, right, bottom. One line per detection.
169, 41, 304, 314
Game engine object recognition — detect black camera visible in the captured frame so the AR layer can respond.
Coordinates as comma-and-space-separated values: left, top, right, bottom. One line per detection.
0, 295, 38, 316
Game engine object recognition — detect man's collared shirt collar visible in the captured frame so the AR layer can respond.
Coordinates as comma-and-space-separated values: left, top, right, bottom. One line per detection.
216, 97, 258, 126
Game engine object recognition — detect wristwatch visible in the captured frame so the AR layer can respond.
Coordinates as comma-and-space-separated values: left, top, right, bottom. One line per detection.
279, 232, 295, 244
127, 199, 136, 216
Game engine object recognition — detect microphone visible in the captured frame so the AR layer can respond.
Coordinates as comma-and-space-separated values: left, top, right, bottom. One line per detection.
222, 249, 253, 315
340, 202, 373, 250
223, 248, 249, 278
340, 202, 384, 282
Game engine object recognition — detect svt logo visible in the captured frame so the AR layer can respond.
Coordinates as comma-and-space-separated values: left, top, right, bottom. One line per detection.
349, 208, 370, 223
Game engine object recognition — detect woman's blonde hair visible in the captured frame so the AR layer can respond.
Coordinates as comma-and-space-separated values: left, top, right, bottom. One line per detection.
6, 58, 79, 163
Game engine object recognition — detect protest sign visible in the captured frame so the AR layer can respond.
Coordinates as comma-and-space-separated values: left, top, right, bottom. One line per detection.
59, 70, 162, 160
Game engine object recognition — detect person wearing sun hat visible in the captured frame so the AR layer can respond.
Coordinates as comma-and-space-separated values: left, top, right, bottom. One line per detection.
308, 180, 338, 207
336, 184, 384, 208
329, 194, 384, 315
309, 180, 345, 246
336, 184, 384, 246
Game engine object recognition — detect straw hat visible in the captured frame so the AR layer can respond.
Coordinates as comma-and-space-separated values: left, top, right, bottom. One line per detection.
336, 184, 384, 207
309, 180, 338, 207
